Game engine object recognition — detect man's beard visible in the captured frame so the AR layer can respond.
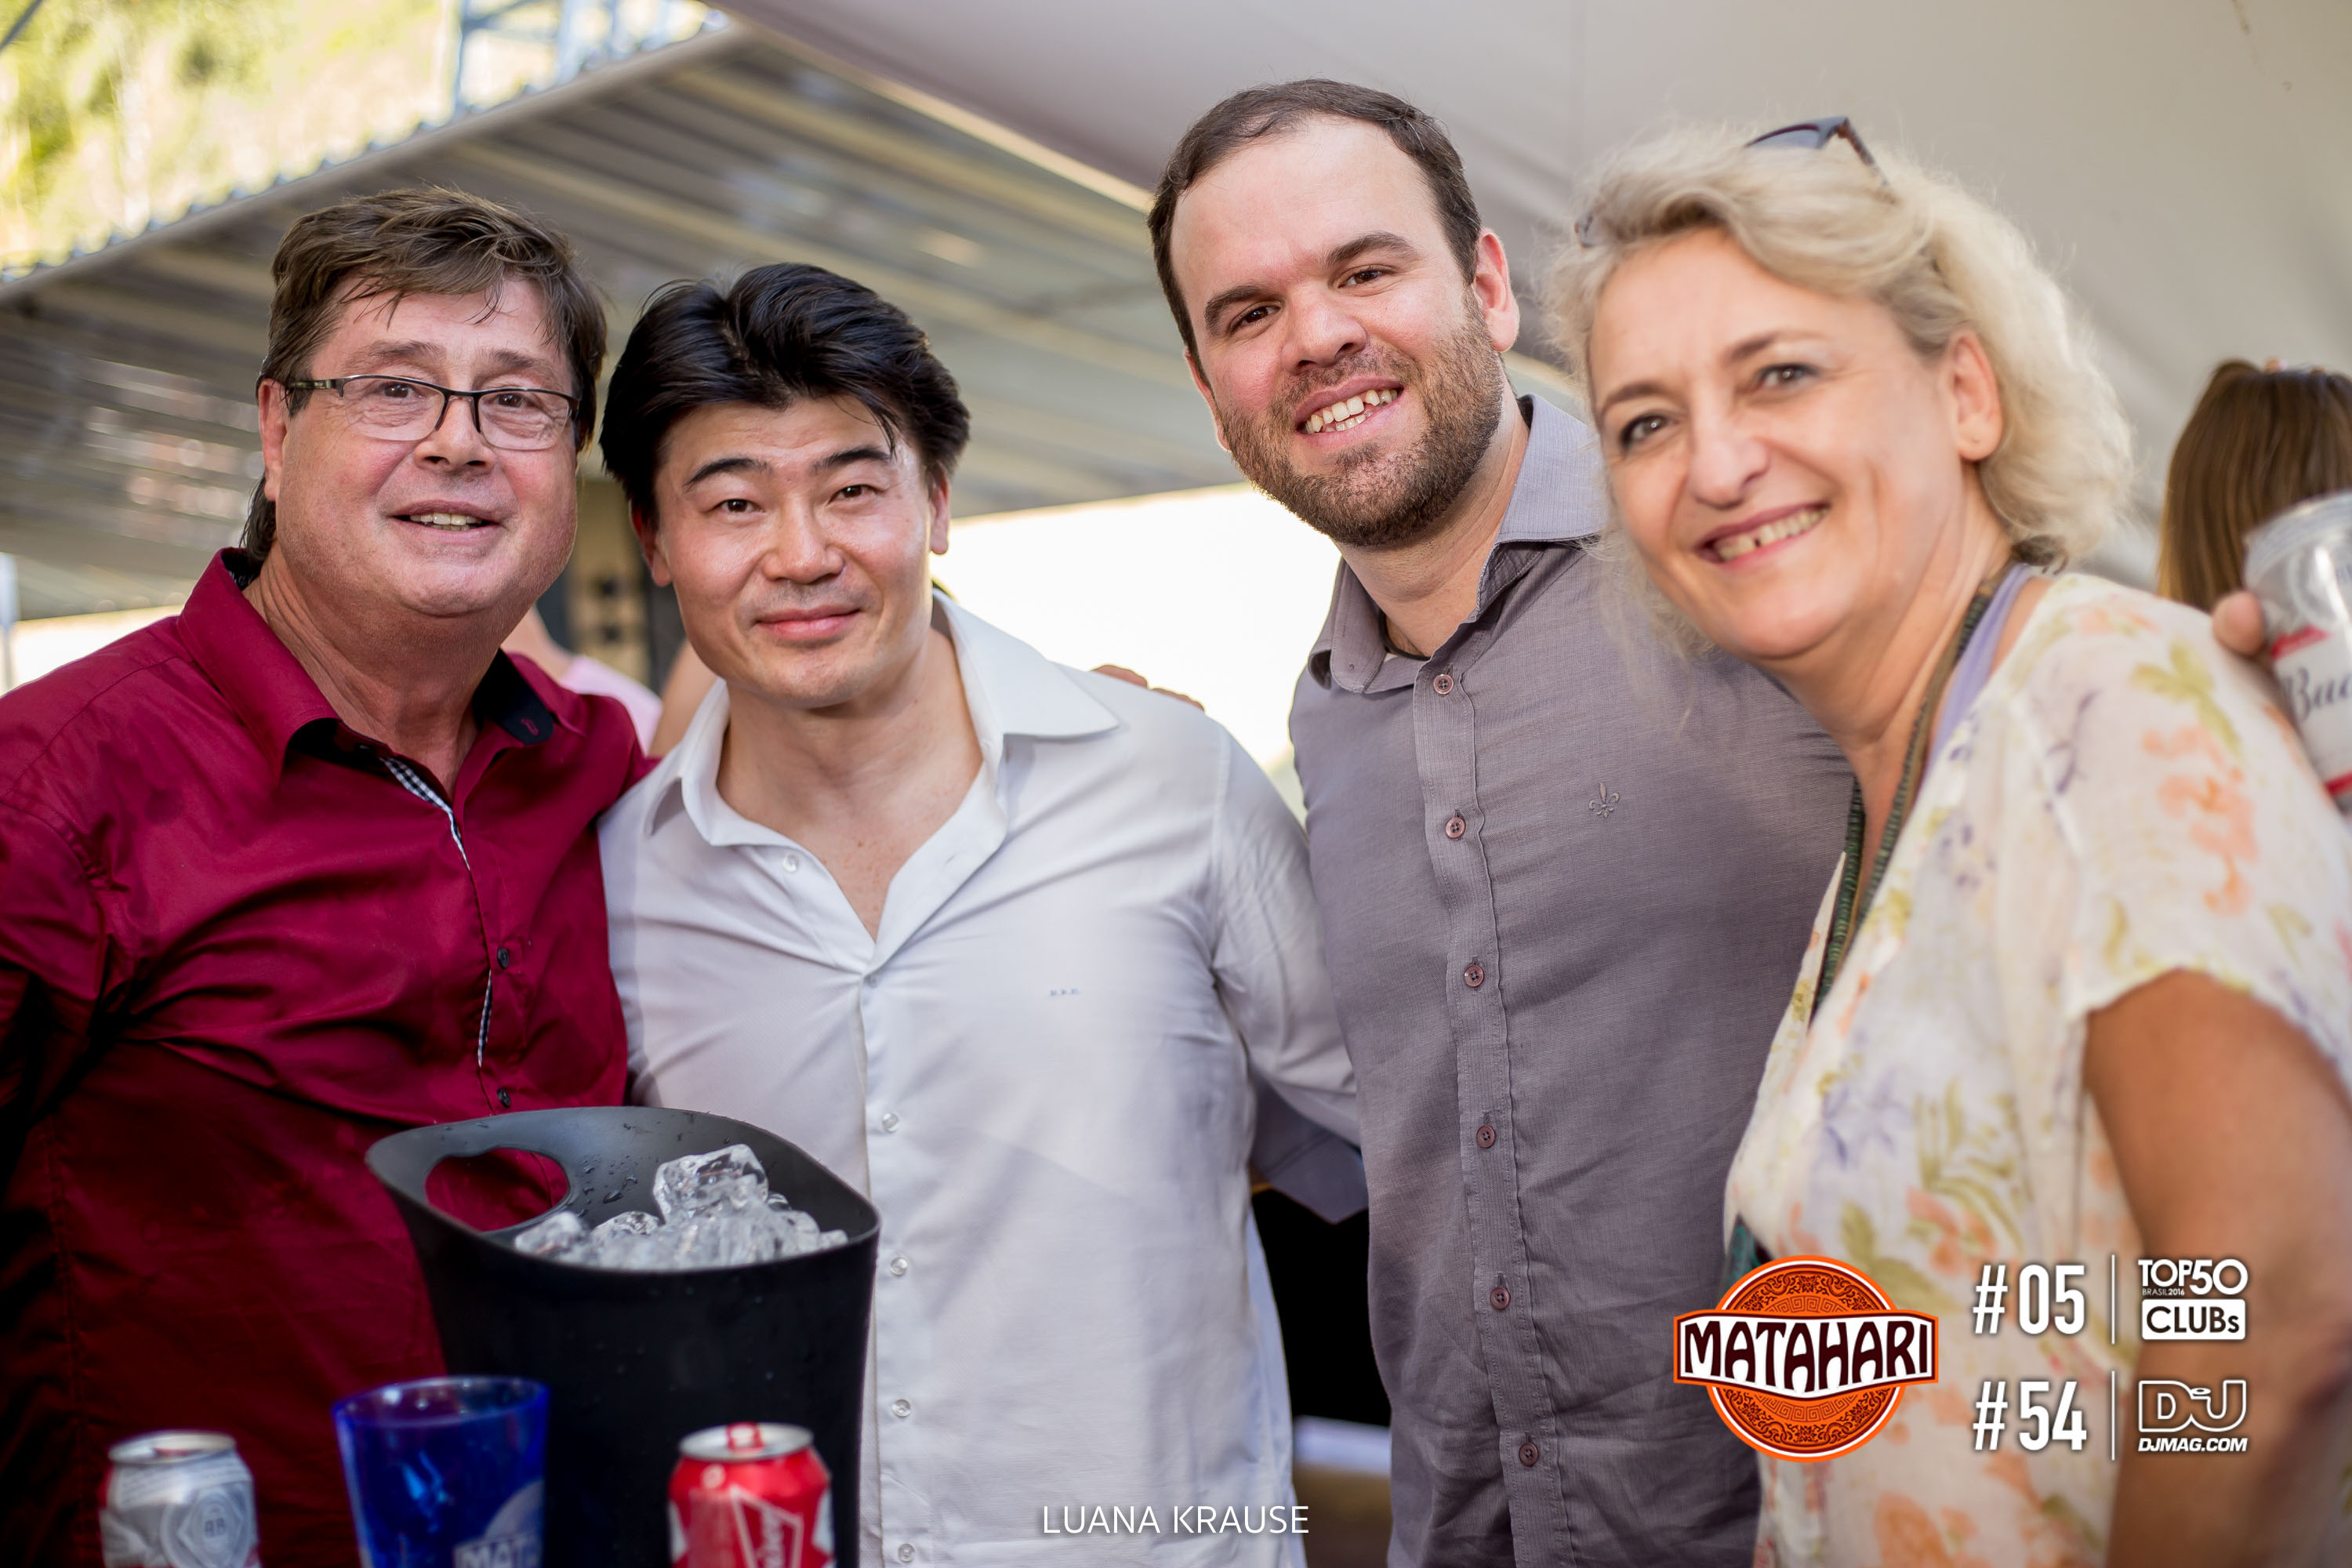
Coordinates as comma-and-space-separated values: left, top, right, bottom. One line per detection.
1218, 304, 1505, 551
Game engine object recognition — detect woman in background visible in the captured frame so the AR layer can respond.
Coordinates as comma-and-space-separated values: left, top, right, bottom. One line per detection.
1553, 121, 2352, 1566
503, 603, 665, 750
2159, 358, 2352, 609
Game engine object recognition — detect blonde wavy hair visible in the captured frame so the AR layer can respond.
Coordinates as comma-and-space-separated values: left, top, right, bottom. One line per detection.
1548, 124, 2132, 575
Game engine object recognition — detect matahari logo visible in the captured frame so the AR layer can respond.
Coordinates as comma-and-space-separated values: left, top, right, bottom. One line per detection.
1675, 1256, 1939, 1461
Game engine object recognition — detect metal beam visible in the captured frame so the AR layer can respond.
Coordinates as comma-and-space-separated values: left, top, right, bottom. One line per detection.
677, 67, 1146, 252
724, 19, 1152, 213
24, 284, 270, 358
0, 387, 257, 448
960, 394, 1230, 485
9, 556, 196, 616
128, 246, 279, 304
0, 509, 227, 579
2, 459, 249, 533
575, 86, 1128, 275
445, 142, 1192, 388
948, 442, 1120, 510
0, 310, 260, 397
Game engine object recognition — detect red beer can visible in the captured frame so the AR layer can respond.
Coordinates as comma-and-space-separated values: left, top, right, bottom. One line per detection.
668, 1422, 833, 1568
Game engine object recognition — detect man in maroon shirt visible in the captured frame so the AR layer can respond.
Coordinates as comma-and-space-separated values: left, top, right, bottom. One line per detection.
0, 190, 642, 1566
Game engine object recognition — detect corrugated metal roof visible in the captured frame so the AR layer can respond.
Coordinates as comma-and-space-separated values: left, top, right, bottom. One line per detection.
0, 23, 1238, 617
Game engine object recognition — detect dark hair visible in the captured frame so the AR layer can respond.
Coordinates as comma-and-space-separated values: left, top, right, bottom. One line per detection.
1148, 80, 1484, 361
601, 263, 971, 527
243, 187, 604, 557
2158, 359, 2352, 610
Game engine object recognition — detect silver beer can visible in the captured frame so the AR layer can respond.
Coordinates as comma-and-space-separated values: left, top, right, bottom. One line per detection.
2245, 489, 2352, 816
99, 1431, 263, 1568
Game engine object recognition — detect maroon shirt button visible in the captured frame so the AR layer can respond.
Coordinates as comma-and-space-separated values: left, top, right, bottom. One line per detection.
496, 946, 513, 969
1463, 960, 1485, 989
1444, 815, 1467, 840
497, 1087, 511, 1109
1475, 1123, 1497, 1149
1490, 1282, 1511, 1311
1432, 673, 1455, 695
1519, 1441, 1541, 1467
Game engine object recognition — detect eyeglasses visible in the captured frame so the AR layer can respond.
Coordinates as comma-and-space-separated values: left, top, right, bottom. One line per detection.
1575, 114, 1879, 247
281, 376, 580, 452
1744, 115, 1878, 168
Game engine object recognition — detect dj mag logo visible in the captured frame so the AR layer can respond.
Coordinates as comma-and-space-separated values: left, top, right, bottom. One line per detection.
1675, 1257, 1940, 1461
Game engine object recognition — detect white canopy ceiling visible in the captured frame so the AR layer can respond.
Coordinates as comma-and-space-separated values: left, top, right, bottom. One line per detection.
732, 0, 2352, 580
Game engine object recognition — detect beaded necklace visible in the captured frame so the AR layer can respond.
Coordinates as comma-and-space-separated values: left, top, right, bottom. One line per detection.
1813, 563, 2017, 1002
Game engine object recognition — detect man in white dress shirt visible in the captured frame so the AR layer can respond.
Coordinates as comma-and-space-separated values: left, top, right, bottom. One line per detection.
594, 263, 1359, 1566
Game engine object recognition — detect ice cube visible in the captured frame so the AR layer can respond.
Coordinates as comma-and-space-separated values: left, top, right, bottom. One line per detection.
653, 1145, 770, 1221
583, 1207, 669, 1270
512, 1210, 588, 1259
762, 1192, 840, 1254
503, 1156, 852, 1271
668, 1210, 783, 1269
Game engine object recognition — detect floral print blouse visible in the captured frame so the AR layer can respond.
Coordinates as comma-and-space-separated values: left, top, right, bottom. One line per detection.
1728, 574, 2352, 1566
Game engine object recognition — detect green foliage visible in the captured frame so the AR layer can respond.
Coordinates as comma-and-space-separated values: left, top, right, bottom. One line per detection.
1, 0, 449, 269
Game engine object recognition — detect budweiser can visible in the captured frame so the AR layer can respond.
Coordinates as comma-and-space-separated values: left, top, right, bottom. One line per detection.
669, 1422, 833, 1568
2245, 489, 2352, 815
99, 1431, 262, 1568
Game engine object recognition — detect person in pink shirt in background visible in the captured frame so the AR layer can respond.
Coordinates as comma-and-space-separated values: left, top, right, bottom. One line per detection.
501, 604, 663, 750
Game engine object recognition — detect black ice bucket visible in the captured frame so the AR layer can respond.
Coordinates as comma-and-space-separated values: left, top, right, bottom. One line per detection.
368, 1106, 878, 1566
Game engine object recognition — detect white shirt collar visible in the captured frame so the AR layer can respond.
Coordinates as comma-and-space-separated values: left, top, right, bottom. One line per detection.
642, 590, 1119, 848
929, 590, 1120, 749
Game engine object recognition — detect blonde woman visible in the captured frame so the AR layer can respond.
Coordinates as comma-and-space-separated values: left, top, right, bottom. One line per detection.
1552, 120, 2352, 1566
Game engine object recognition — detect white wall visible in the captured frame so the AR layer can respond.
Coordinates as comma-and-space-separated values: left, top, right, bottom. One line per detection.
5, 605, 180, 691
939, 485, 1341, 767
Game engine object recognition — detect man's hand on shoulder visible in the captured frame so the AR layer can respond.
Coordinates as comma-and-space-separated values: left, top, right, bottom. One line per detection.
1092, 665, 1205, 711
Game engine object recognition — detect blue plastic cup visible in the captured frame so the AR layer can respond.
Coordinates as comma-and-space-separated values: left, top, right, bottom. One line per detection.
334, 1375, 548, 1568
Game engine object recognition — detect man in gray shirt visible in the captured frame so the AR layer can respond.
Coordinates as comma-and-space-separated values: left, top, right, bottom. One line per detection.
1148, 82, 1852, 1565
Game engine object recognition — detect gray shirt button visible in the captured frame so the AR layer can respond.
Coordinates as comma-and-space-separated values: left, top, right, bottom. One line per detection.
1519, 1441, 1541, 1467
1463, 960, 1485, 989
1445, 815, 1467, 840
1432, 673, 1455, 695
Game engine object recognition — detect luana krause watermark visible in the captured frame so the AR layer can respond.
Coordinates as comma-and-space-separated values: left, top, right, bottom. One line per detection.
1039, 1504, 1308, 1537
